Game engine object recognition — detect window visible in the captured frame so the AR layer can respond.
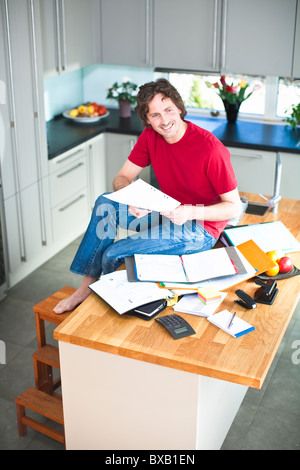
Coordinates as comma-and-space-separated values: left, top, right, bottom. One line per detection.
165, 72, 300, 123
276, 78, 300, 118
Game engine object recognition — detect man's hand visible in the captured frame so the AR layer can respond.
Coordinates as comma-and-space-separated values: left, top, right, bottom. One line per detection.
161, 205, 195, 225
128, 206, 152, 218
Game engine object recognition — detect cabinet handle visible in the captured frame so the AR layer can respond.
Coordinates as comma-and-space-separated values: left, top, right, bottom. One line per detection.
221, 0, 228, 71
212, 0, 218, 69
145, 0, 151, 65
231, 152, 263, 159
57, 162, 84, 178
59, 194, 85, 212
56, 148, 85, 164
60, 0, 67, 71
29, 0, 47, 246
4, 0, 26, 262
55, 0, 62, 73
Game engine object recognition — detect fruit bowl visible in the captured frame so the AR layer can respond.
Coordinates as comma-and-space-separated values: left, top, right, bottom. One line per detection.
63, 109, 109, 123
63, 103, 109, 123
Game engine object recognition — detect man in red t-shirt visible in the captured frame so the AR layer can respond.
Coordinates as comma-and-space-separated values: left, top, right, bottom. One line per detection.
54, 79, 241, 314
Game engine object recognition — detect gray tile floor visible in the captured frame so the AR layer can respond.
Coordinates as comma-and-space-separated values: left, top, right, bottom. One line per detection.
0, 236, 299, 450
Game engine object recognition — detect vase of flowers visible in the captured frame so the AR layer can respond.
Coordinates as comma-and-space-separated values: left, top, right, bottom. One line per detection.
206, 76, 254, 123
106, 78, 138, 118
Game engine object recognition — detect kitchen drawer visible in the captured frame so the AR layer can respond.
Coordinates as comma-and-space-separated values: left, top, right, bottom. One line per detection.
48, 144, 87, 175
52, 188, 89, 241
50, 155, 88, 208
228, 147, 276, 195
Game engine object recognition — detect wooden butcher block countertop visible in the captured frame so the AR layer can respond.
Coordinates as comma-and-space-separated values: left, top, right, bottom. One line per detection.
54, 195, 300, 389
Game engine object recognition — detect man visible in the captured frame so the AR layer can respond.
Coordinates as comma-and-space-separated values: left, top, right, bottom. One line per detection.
54, 78, 241, 313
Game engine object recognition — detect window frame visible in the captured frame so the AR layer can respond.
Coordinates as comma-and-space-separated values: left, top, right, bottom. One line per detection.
158, 71, 296, 125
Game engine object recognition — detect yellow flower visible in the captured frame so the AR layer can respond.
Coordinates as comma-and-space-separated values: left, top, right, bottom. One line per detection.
239, 79, 247, 88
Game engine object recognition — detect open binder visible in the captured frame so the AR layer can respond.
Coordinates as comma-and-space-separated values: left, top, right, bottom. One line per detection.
126, 246, 247, 284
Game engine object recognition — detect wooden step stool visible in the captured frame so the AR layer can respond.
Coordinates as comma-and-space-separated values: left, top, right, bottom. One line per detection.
15, 388, 65, 444
15, 286, 76, 444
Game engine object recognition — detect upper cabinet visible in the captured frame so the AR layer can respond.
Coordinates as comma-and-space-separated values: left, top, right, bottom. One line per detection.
152, 0, 299, 78
153, 0, 222, 72
223, 0, 298, 77
40, 0, 100, 77
100, 0, 152, 67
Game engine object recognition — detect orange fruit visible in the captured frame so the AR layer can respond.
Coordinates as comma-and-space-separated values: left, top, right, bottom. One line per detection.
265, 262, 280, 276
266, 250, 284, 262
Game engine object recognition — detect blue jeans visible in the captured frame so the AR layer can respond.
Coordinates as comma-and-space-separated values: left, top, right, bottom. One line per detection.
70, 193, 217, 278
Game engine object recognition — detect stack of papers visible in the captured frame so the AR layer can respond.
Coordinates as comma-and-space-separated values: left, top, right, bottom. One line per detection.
173, 292, 227, 317
221, 221, 300, 254
89, 271, 171, 315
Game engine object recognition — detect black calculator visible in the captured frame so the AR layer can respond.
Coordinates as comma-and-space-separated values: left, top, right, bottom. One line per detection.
155, 314, 196, 340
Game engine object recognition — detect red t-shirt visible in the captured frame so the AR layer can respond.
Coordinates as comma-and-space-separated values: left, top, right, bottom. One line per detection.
128, 121, 237, 239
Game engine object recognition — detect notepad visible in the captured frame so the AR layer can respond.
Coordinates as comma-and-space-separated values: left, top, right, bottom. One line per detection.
197, 287, 222, 304
208, 309, 255, 338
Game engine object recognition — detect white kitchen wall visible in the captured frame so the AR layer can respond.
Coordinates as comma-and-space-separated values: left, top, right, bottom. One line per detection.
44, 69, 84, 121
44, 64, 157, 121
82, 64, 156, 108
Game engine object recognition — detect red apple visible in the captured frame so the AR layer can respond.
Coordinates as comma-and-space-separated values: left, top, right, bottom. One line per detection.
278, 256, 293, 273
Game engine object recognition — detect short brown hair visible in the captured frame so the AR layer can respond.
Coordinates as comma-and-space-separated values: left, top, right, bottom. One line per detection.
135, 78, 187, 127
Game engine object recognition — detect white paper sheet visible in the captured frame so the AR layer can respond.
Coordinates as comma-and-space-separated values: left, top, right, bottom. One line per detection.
89, 270, 171, 315
104, 179, 181, 212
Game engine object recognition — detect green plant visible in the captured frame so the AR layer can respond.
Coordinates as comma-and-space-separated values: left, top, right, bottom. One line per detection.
284, 102, 300, 129
106, 78, 138, 104
188, 78, 214, 109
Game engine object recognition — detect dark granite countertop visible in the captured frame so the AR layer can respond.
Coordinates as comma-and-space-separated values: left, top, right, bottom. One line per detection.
47, 108, 300, 159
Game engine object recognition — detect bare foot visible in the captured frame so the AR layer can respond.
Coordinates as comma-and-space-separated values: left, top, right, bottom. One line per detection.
53, 277, 97, 314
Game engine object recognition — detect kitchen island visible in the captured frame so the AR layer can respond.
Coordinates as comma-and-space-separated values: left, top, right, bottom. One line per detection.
54, 194, 300, 450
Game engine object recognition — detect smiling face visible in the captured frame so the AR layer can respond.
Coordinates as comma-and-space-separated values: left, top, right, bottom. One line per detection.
146, 93, 187, 144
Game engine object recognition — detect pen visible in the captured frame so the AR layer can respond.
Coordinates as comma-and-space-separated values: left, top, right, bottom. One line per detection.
228, 311, 236, 329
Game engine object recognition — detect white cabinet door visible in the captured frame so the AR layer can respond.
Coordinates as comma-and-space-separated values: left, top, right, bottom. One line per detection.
101, 0, 151, 67
5, 0, 48, 192
280, 152, 300, 199
40, 0, 100, 77
229, 147, 276, 196
153, 0, 222, 72
87, 134, 107, 208
223, 0, 297, 77
4, 183, 44, 275
105, 133, 150, 192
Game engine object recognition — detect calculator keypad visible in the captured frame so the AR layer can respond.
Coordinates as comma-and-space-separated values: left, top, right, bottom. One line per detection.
155, 314, 196, 339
